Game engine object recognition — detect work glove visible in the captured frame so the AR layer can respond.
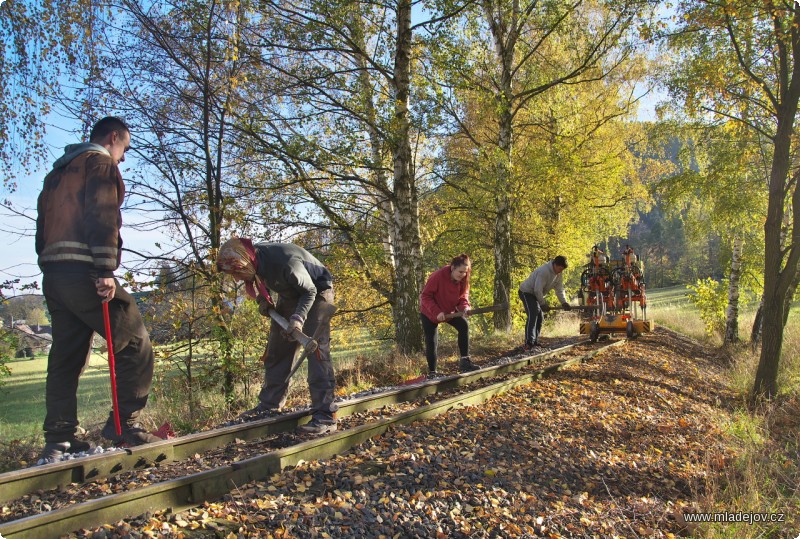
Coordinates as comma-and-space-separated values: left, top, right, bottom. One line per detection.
256, 295, 271, 317
539, 302, 550, 312
562, 302, 572, 311
283, 314, 304, 342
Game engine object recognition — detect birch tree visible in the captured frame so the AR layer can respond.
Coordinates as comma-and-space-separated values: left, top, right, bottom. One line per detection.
73, 0, 263, 402
235, 0, 460, 353
657, 123, 767, 344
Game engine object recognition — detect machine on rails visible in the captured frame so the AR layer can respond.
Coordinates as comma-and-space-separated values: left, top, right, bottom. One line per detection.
577, 245, 654, 342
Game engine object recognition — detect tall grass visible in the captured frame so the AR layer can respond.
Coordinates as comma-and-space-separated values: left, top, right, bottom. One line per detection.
648, 296, 800, 539
648, 285, 709, 341
697, 395, 800, 538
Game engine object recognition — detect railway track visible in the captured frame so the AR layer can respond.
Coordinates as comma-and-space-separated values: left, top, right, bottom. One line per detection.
0, 338, 626, 539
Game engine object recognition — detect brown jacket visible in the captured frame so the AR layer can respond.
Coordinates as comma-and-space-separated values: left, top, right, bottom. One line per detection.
36, 148, 125, 277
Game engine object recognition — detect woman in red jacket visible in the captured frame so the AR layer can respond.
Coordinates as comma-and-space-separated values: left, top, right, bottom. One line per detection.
419, 254, 480, 375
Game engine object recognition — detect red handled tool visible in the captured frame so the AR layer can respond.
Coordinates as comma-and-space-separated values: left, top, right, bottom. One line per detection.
102, 301, 122, 437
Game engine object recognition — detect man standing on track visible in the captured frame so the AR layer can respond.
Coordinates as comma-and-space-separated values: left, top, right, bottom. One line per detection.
518, 256, 571, 351
36, 116, 159, 461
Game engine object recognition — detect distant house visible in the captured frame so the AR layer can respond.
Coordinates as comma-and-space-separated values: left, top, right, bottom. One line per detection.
13, 323, 34, 335
10, 323, 52, 357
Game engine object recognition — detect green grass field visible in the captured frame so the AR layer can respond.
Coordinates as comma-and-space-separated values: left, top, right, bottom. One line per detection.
646, 284, 693, 306
0, 352, 115, 441
646, 284, 708, 339
0, 330, 391, 442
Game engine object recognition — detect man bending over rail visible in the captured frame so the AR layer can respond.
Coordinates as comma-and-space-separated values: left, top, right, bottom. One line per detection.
217, 237, 338, 435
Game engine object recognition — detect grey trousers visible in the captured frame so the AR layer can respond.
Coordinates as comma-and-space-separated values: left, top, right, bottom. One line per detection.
42, 271, 154, 442
258, 288, 338, 422
519, 290, 544, 346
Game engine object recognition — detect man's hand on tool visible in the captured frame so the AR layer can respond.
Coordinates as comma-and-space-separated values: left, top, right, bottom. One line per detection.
256, 295, 271, 316
561, 302, 572, 311
283, 314, 304, 341
95, 278, 116, 303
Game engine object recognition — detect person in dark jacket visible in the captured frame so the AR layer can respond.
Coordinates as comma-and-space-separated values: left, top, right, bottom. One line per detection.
36, 116, 159, 461
419, 254, 480, 375
217, 237, 338, 434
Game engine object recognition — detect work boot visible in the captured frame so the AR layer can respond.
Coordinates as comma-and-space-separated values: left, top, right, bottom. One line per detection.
427, 370, 444, 379
40, 437, 94, 462
297, 417, 337, 435
102, 418, 162, 446
458, 356, 480, 373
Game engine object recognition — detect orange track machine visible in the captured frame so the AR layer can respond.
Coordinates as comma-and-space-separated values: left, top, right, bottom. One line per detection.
577, 245, 654, 342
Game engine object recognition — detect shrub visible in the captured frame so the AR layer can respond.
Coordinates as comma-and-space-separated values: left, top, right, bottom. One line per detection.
0, 330, 12, 387
687, 277, 728, 337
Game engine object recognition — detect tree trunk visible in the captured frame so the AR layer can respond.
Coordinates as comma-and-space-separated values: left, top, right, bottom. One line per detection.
752, 106, 796, 399
493, 187, 513, 331
353, 15, 397, 270
754, 290, 784, 399
187, 273, 196, 420
483, 0, 517, 332
724, 235, 743, 345
782, 257, 800, 327
492, 105, 513, 331
750, 298, 763, 352
494, 58, 514, 331
391, 0, 423, 354
211, 277, 236, 403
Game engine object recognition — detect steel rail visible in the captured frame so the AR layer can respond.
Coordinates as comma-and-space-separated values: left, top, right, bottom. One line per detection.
0, 339, 626, 539
0, 340, 586, 506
